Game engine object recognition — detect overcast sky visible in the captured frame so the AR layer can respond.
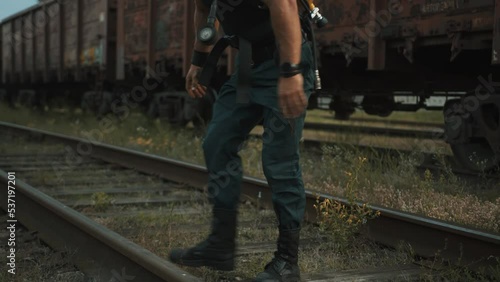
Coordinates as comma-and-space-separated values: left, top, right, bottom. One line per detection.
0, 0, 37, 22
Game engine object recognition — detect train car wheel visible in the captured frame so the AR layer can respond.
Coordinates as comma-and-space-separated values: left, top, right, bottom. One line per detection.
0, 89, 6, 102
451, 142, 499, 172
81, 91, 98, 114
147, 100, 159, 119
97, 92, 114, 118
444, 99, 499, 171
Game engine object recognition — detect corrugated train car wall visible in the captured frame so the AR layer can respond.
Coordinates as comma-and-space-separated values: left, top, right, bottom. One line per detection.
116, 0, 195, 88
0, 30, 2, 86
313, 0, 498, 95
2, 21, 13, 84
79, 0, 117, 86
0, 24, 4, 103
0, 0, 116, 104
1, 0, 498, 109
118, 0, 150, 81
63, 0, 81, 82
154, 0, 190, 75
116, 0, 238, 91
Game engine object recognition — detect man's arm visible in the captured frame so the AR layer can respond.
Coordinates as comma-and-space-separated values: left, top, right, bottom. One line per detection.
188, 0, 219, 97
261, 0, 307, 118
261, 0, 301, 65
194, 0, 219, 53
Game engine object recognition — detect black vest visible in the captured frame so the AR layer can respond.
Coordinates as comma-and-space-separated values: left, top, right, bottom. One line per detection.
201, 0, 275, 45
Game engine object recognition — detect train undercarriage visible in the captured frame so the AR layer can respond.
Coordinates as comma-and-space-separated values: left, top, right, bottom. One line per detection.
1, 78, 499, 172
2, 45, 499, 172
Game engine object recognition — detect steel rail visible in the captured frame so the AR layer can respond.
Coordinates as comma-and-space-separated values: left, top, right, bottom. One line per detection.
1, 122, 499, 270
303, 122, 444, 139
301, 138, 500, 174
297, 138, 500, 179
346, 117, 443, 128
0, 170, 200, 282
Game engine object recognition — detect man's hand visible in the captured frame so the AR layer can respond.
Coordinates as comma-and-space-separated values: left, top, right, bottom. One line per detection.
186, 0, 216, 99
279, 74, 307, 118
262, 0, 305, 117
186, 65, 207, 98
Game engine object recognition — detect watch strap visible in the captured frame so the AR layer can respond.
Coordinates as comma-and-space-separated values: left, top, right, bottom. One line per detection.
280, 62, 302, 78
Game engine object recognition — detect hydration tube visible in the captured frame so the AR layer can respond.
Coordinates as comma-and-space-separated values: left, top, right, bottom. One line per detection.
299, 0, 325, 90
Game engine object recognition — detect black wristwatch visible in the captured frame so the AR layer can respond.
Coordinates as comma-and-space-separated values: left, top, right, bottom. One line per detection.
280, 62, 302, 78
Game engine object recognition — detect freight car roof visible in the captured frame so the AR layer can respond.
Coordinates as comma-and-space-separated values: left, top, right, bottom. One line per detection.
0, 0, 59, 24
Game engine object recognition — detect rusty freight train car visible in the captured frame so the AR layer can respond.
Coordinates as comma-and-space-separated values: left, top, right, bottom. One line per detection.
310, 0, 500, 170
116, 0, 499, 170
116, 0, 194, 80
0, 0, 117, 108
0, 0, 499, 170
314, 0, 499, 108
114, 0, 225, 123
115, 0, 240, 80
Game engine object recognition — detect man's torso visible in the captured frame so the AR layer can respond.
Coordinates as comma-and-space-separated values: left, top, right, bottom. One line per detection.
202, 0, 274, 44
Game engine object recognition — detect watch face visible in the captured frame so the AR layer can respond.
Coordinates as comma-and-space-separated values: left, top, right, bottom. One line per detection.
200, 28, 213, 41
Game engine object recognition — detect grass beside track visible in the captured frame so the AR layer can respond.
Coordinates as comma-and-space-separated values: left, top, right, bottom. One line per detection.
87, 204, 418, 281
1, 122, 499, 281
306, 109, 445, 126
0, 104, 498, 234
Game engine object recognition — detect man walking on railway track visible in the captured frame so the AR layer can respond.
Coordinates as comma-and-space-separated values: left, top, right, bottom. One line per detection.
169, 0, 315, 281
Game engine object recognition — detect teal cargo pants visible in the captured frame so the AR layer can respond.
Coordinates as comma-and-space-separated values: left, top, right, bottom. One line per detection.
202, 41, 315, 230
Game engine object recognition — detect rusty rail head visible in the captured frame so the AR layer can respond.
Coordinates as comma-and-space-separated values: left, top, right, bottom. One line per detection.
303, 122, 444, 139
0, 169, 200, 282
0, 121, 499, 271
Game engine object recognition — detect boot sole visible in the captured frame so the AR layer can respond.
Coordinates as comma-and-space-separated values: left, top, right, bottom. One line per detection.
174, 257, 235, 271
251, 276, 301, 282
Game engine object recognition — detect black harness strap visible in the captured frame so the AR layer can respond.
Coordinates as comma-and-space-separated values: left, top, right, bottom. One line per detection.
237, 37, 252, 104
198, 35, 253, 104
198, 35, 236, 87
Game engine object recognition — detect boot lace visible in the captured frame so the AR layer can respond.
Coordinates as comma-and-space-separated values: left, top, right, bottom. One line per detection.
264, 252, 288, 273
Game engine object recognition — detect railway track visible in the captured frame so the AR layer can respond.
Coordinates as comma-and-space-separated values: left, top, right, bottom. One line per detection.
247, 130, 499, 182
301, 121, 500, 173
302, 122, 444, 140
0, 161, 198, 280
301, 138, 500, 179
0, 122, 499, 281
344, 117, 443, 129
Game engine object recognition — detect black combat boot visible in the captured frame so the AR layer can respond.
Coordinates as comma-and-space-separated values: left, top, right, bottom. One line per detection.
169, 208, 237, 271
253, 229, 301, 282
